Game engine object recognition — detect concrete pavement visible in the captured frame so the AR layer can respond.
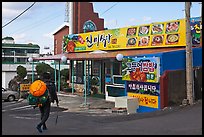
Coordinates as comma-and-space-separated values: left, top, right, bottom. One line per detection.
53, 91, 118, 116
52, 91, 202, 117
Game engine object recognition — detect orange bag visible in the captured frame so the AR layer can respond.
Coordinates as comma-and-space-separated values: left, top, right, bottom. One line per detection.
29, 80, 47, 97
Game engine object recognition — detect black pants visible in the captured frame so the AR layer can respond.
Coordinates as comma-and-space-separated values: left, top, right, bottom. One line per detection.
38, 98, 51, 128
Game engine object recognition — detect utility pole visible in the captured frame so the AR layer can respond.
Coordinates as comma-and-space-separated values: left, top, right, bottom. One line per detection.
185, 2, 194, 105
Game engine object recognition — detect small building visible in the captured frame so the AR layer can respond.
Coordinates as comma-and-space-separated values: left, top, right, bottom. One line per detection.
2, 37, 40, 88
2, 37, 40, 64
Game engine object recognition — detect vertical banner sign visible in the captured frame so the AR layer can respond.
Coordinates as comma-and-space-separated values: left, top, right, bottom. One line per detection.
190, 17, 202, 45
126, 81, 160, 108
122, 57, 160, 83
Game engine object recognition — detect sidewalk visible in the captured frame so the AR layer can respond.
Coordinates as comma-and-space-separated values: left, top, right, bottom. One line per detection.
53, 91, 202, 117
53, 91, 118, 116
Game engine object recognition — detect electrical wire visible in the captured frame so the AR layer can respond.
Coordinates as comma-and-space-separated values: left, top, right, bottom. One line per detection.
101, 2, 119, 16
2, 2, 36, 28
7, 11, 63, 36
5, 3, 64, 36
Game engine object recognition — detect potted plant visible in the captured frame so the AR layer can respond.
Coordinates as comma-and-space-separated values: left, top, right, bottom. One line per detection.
90, 76, 99, 95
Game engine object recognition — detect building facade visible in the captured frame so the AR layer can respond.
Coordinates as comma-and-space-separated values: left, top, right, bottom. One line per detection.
2, 37, 40, 64
53, 2, 104, 55
2, 37, 40, 88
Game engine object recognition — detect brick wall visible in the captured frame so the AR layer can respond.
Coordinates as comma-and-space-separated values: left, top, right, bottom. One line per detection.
54, 26, 69, 55
54, 2, 104, 55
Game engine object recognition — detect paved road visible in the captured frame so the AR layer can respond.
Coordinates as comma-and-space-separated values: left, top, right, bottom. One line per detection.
2, 99, 202, 135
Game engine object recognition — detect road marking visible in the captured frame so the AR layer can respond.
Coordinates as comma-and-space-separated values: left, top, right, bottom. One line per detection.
3, 105, 33, 112
2, 101, 25, 108
14, 116, 38, 120
10, 105, 33, 110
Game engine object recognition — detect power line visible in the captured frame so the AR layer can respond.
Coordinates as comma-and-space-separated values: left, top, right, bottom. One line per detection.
2, 2, 36, 28
101, 2, 119, 16
7, 10, 63, 36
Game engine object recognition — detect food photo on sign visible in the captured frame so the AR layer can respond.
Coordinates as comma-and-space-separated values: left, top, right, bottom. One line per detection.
166, 21, 180, 33
151, 35, 164, 46
126, 37, 137, 47
63, 34, 85, 52
138, 36, 150, 46
138, 26, 150, 36
151, 24, 164, 35
165, 34, 179, 45
126, 27, 137, 37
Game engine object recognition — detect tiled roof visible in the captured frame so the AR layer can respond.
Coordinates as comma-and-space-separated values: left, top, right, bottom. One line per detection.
2, 43, 40, 49
2, 36, 14, 40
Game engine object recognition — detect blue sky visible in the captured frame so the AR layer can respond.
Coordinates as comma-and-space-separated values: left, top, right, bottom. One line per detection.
2, 2, 202, 54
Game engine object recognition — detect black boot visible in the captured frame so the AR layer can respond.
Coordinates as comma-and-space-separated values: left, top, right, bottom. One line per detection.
36, 124, 42, 133
42, 124, 47, 130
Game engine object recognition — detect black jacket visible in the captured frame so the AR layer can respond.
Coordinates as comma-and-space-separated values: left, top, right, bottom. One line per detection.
44, 80, 59, 104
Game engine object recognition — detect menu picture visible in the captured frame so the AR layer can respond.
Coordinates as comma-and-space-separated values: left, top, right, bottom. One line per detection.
151, 35, 164, 46
127, 27, 137, 37
166, 34, 179, 45
138, 36, 150, 46
166, 21, 180, 33
138, 26, 150, 36
127, 37, 137, 47
151, 24, 164, 35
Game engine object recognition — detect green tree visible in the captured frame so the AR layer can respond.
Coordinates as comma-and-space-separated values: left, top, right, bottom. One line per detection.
60, 68, 69, 90
61, 68, 69, 81
17, 65, 27, 79
35, 62, 56, 80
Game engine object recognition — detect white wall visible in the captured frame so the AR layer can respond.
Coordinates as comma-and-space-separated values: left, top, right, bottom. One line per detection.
2, 72, 17, 89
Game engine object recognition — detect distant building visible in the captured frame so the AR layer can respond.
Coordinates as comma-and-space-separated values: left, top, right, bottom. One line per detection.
2, 37, 68, 89
2, 36, 15, 44
2, 37, 40, 64
53, 2, 104, 55
2, 37, 40, 88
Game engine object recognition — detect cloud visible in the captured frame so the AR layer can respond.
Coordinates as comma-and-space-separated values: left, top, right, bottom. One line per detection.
2, 2, 38, 23
129, 18, 137, 23
143, 16, 152, 22
104, 19, 118, 29
12, 33, 26, 43
2, 2, 32, 19
11, 33, 37, 45
124, 18, 138, 27
43, 33, 54, 39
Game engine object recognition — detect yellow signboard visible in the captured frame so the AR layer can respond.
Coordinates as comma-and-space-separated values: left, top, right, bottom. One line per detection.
63, 19, 186, 52
20, 84, 31, 91
128, 92, 159, 108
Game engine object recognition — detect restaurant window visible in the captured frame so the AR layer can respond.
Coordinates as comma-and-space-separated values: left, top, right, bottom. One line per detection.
105, 62, 111, 76
74, 61, 84, 84
113, 62, 121, 75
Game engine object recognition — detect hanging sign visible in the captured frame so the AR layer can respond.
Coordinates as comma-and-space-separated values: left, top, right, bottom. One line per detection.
190, 17, 202, 45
